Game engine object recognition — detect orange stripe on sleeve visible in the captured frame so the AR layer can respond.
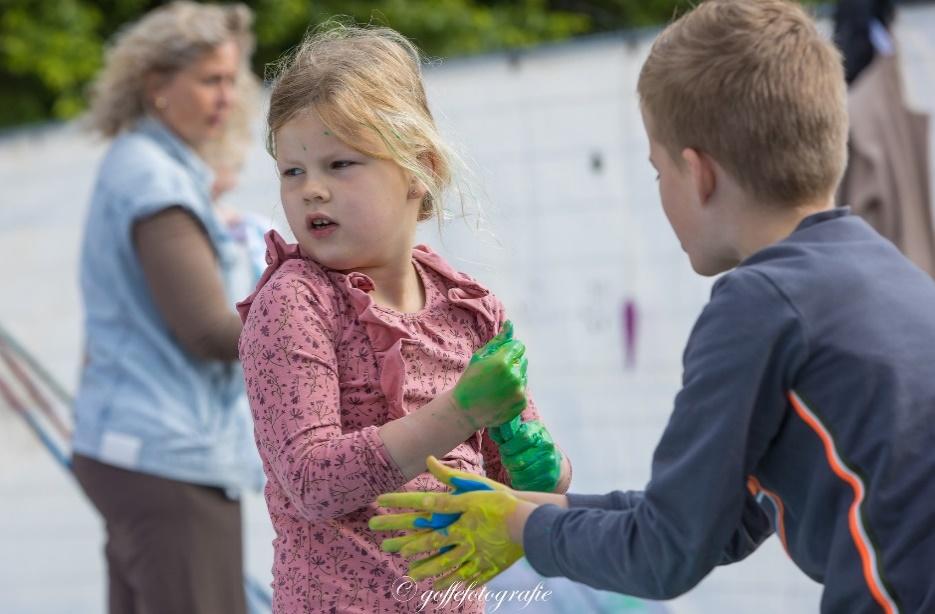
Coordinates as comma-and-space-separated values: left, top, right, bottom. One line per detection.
788, 390, 898, 614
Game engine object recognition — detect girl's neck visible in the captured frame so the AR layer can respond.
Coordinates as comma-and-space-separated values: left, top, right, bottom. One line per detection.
354, 257, 426, 314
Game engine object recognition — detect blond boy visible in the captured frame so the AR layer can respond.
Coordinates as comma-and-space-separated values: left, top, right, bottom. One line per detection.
373, 2, 935, 611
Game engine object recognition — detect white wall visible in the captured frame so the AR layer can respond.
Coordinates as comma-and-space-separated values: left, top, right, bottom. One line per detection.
1, 4, 934, 612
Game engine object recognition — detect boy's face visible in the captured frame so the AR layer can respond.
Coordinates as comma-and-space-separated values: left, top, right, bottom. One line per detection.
642, 109, 734, 276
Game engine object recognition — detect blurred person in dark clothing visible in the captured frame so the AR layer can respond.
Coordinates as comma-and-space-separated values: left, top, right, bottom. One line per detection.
834, 0, 935, 278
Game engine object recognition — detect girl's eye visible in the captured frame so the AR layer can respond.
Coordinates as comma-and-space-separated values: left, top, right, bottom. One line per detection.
331, 160, 356, 170
281, 168, 303, 177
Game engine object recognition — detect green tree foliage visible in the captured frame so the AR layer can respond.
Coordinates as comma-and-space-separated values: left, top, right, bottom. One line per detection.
0, 0, 592, 128
0, 0, 816, 128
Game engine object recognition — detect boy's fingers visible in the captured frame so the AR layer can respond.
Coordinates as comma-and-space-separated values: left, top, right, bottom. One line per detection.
449, 475, 499, 493
399, 528, 452, 558
469, 566, 502, 587
413, 512, 460, 530
425, 455, 456, 486
377, 492, 463, 512
380, 530, 431, 553
433, 558, 482, 591
408, 544, 473, 581
368, 512, 432, 531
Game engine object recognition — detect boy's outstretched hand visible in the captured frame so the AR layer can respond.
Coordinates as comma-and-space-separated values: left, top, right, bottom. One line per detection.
369, 456, 525, 589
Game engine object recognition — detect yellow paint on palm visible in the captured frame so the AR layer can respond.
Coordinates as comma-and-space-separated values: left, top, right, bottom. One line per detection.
376, 489, 524, 589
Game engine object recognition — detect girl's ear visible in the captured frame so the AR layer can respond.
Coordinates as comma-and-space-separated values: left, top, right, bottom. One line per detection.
407, 151, 437, 201
407, 179, 427, 201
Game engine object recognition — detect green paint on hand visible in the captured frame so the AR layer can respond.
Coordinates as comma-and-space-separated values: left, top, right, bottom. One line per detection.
451, 320, 527, 429
499, 420, 561, 492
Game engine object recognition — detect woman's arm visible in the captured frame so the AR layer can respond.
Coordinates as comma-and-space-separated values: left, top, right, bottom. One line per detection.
133, 206, 241, 361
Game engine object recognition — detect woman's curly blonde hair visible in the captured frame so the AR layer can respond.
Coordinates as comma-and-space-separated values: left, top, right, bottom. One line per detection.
85, 1, 258, 160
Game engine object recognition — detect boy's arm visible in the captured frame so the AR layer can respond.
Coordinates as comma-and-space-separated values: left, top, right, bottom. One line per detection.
557, 489, 771, 564
521, 269, 804, 599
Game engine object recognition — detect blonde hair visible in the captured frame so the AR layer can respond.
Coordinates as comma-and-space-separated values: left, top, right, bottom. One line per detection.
85, 0, 258, 156
638, 0, 848, 206
266, 22, 454, 222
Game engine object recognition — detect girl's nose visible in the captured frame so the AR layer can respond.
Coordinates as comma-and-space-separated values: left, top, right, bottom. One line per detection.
303, 179, 330, 203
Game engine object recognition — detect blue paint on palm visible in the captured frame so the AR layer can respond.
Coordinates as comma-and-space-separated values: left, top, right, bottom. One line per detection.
413, 476, 494, 553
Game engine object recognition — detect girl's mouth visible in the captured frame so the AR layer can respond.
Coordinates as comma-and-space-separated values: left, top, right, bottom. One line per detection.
306, 214, 338, 237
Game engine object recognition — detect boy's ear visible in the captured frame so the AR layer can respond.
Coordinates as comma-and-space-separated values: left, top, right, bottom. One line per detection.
682, 147, 716, 206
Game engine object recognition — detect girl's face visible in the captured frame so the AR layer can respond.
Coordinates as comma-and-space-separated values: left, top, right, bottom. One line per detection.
275, 110, 425, 272
148, 40, 240, 149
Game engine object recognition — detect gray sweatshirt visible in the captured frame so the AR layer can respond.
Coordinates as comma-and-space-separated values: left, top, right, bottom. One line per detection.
524, 208, 935, 613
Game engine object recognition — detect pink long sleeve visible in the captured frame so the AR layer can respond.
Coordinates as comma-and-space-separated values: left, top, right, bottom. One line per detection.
239, 264, 407, 522
235, 230, 563, 612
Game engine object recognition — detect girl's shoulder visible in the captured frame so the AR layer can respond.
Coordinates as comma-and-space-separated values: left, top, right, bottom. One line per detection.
236, 230, 345, 327
411, 245, 505, 336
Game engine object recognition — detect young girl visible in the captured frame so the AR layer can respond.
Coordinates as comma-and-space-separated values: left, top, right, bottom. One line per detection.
236, 24, 572, 613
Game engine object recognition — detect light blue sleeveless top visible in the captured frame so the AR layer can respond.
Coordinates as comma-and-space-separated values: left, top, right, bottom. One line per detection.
72, 117, 262, 496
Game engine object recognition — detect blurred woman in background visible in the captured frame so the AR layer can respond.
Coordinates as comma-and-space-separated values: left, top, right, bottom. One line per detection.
71, 3, 263, 613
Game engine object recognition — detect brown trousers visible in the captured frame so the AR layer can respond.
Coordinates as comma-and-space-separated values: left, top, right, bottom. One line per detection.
72, 454, 247, 614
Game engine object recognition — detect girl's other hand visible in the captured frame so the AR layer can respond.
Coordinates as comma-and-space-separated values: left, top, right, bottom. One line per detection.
451, 321, 528, 429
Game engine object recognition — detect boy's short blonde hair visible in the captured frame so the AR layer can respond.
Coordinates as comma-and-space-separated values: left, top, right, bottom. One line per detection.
638, 0, 848, 207
266, 23, 454, 222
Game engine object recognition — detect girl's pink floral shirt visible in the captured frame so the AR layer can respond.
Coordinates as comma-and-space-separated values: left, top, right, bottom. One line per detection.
237, 231, 549, 613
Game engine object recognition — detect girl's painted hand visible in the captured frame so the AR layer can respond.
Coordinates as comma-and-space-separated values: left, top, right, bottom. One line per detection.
451, 320, 528, 429
493, 420, 563, 492
374, 488, 524, 590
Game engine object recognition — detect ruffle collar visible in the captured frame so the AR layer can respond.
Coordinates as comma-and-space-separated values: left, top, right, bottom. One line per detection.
237, 231, 500, 421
